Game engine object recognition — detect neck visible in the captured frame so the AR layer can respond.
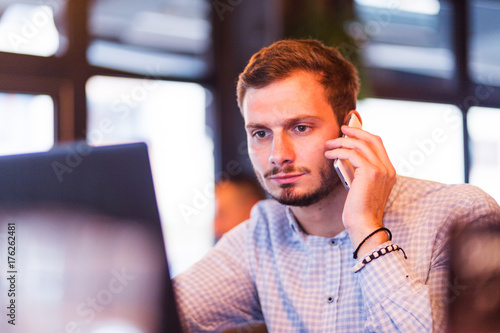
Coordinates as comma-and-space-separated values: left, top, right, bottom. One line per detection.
290, 182, 347, 238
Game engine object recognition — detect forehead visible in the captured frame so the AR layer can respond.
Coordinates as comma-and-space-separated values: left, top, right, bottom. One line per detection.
242, 71, 335, 126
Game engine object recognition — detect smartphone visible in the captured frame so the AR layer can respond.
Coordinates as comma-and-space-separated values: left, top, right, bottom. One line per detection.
334, 113, 362, 191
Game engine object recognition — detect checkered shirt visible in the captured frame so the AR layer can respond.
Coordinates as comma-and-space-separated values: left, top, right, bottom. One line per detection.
173, 176, 500, 332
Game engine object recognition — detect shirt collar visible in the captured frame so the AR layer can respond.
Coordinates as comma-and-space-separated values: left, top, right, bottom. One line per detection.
285, 206, 305, 241
285, 205, 349, 242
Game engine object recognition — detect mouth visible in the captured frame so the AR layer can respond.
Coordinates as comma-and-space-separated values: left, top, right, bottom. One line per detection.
268, 173, 305, 185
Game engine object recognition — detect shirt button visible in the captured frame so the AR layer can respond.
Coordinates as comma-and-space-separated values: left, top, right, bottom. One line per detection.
327, 296, 334, 303
330, 239, 336, 245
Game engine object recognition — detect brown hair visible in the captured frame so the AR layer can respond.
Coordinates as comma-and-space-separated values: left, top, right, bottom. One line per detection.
236, 39, 360, 126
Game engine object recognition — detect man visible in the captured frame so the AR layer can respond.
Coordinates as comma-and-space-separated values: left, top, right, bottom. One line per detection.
173, 39, 500, 332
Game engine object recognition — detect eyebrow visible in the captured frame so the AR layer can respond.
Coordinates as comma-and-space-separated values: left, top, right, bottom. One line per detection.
245, 115, 322, 130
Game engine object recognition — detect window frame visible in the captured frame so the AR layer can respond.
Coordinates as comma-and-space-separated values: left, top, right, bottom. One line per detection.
0, 0, 213, 144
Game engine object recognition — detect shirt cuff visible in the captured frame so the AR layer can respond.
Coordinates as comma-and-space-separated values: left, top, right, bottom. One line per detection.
355, 241, 412, 309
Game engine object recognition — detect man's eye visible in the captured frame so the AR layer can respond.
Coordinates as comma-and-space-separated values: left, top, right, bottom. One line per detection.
295, 125, 310, 133
254, 131, 267, 138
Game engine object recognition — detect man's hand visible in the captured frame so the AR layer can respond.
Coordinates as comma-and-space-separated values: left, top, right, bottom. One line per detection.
325, 125, 396, 257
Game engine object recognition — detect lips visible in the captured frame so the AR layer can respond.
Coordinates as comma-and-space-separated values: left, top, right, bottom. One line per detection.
268, 173, 305, 185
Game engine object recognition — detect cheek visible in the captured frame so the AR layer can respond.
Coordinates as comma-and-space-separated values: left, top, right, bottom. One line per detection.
248, 145, 268, 169
300, 138, 328, 161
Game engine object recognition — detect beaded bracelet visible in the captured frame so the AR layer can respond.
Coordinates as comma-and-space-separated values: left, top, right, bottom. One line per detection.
352, 244, 407, 273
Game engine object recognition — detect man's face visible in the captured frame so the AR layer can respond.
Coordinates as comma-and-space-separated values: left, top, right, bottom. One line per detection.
242, 71, 342, 206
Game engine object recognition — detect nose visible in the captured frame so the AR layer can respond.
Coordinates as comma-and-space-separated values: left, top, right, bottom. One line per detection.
269, 132, 295, 166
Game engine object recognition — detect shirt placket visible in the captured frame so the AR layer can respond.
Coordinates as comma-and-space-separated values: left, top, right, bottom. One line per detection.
321, 237, 342, 332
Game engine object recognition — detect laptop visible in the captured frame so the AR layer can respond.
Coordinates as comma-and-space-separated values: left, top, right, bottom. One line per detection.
0, 142, 182, 333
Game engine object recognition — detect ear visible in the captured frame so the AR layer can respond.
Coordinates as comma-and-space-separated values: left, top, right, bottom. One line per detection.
343, 110, 363, 126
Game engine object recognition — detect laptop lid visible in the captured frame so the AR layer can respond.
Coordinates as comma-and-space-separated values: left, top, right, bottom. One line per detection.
0, 142, 182, 333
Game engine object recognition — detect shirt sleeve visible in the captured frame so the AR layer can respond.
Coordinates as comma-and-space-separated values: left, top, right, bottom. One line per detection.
172, 221, 264, 333
356, 186, 500, 333
356, 242, 434, 333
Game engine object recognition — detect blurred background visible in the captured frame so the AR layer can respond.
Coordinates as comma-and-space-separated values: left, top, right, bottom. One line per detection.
0, 0, 499, 276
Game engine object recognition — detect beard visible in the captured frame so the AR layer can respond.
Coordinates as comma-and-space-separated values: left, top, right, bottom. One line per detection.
255, 161, 338, 207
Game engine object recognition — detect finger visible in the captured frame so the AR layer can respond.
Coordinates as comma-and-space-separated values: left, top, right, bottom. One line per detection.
337, 126, 394, 168
326, 132, 389, 166
326, 126, 377, 149
326, 144, 396, 182
325, 148, 371, 170
340, 125, 367, 139
325, 137, 381, 167
327, 148, 396, 190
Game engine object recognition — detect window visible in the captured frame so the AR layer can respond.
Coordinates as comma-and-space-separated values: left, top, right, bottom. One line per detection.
87, 0, 211, 78
0, 92, 54, 156
469, 0, 500, 86
84, 0, 214, 276
86, 76, 214, 276
351, 0, 500, 199
354, 0, 454, 79
358, 98, 464, 184
0, 1, 65, 57
0, 0, 215, 277
468, 106, 500, 203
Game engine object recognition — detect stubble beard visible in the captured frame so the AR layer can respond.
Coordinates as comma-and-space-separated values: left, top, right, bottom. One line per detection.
255, 162, 338, 207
